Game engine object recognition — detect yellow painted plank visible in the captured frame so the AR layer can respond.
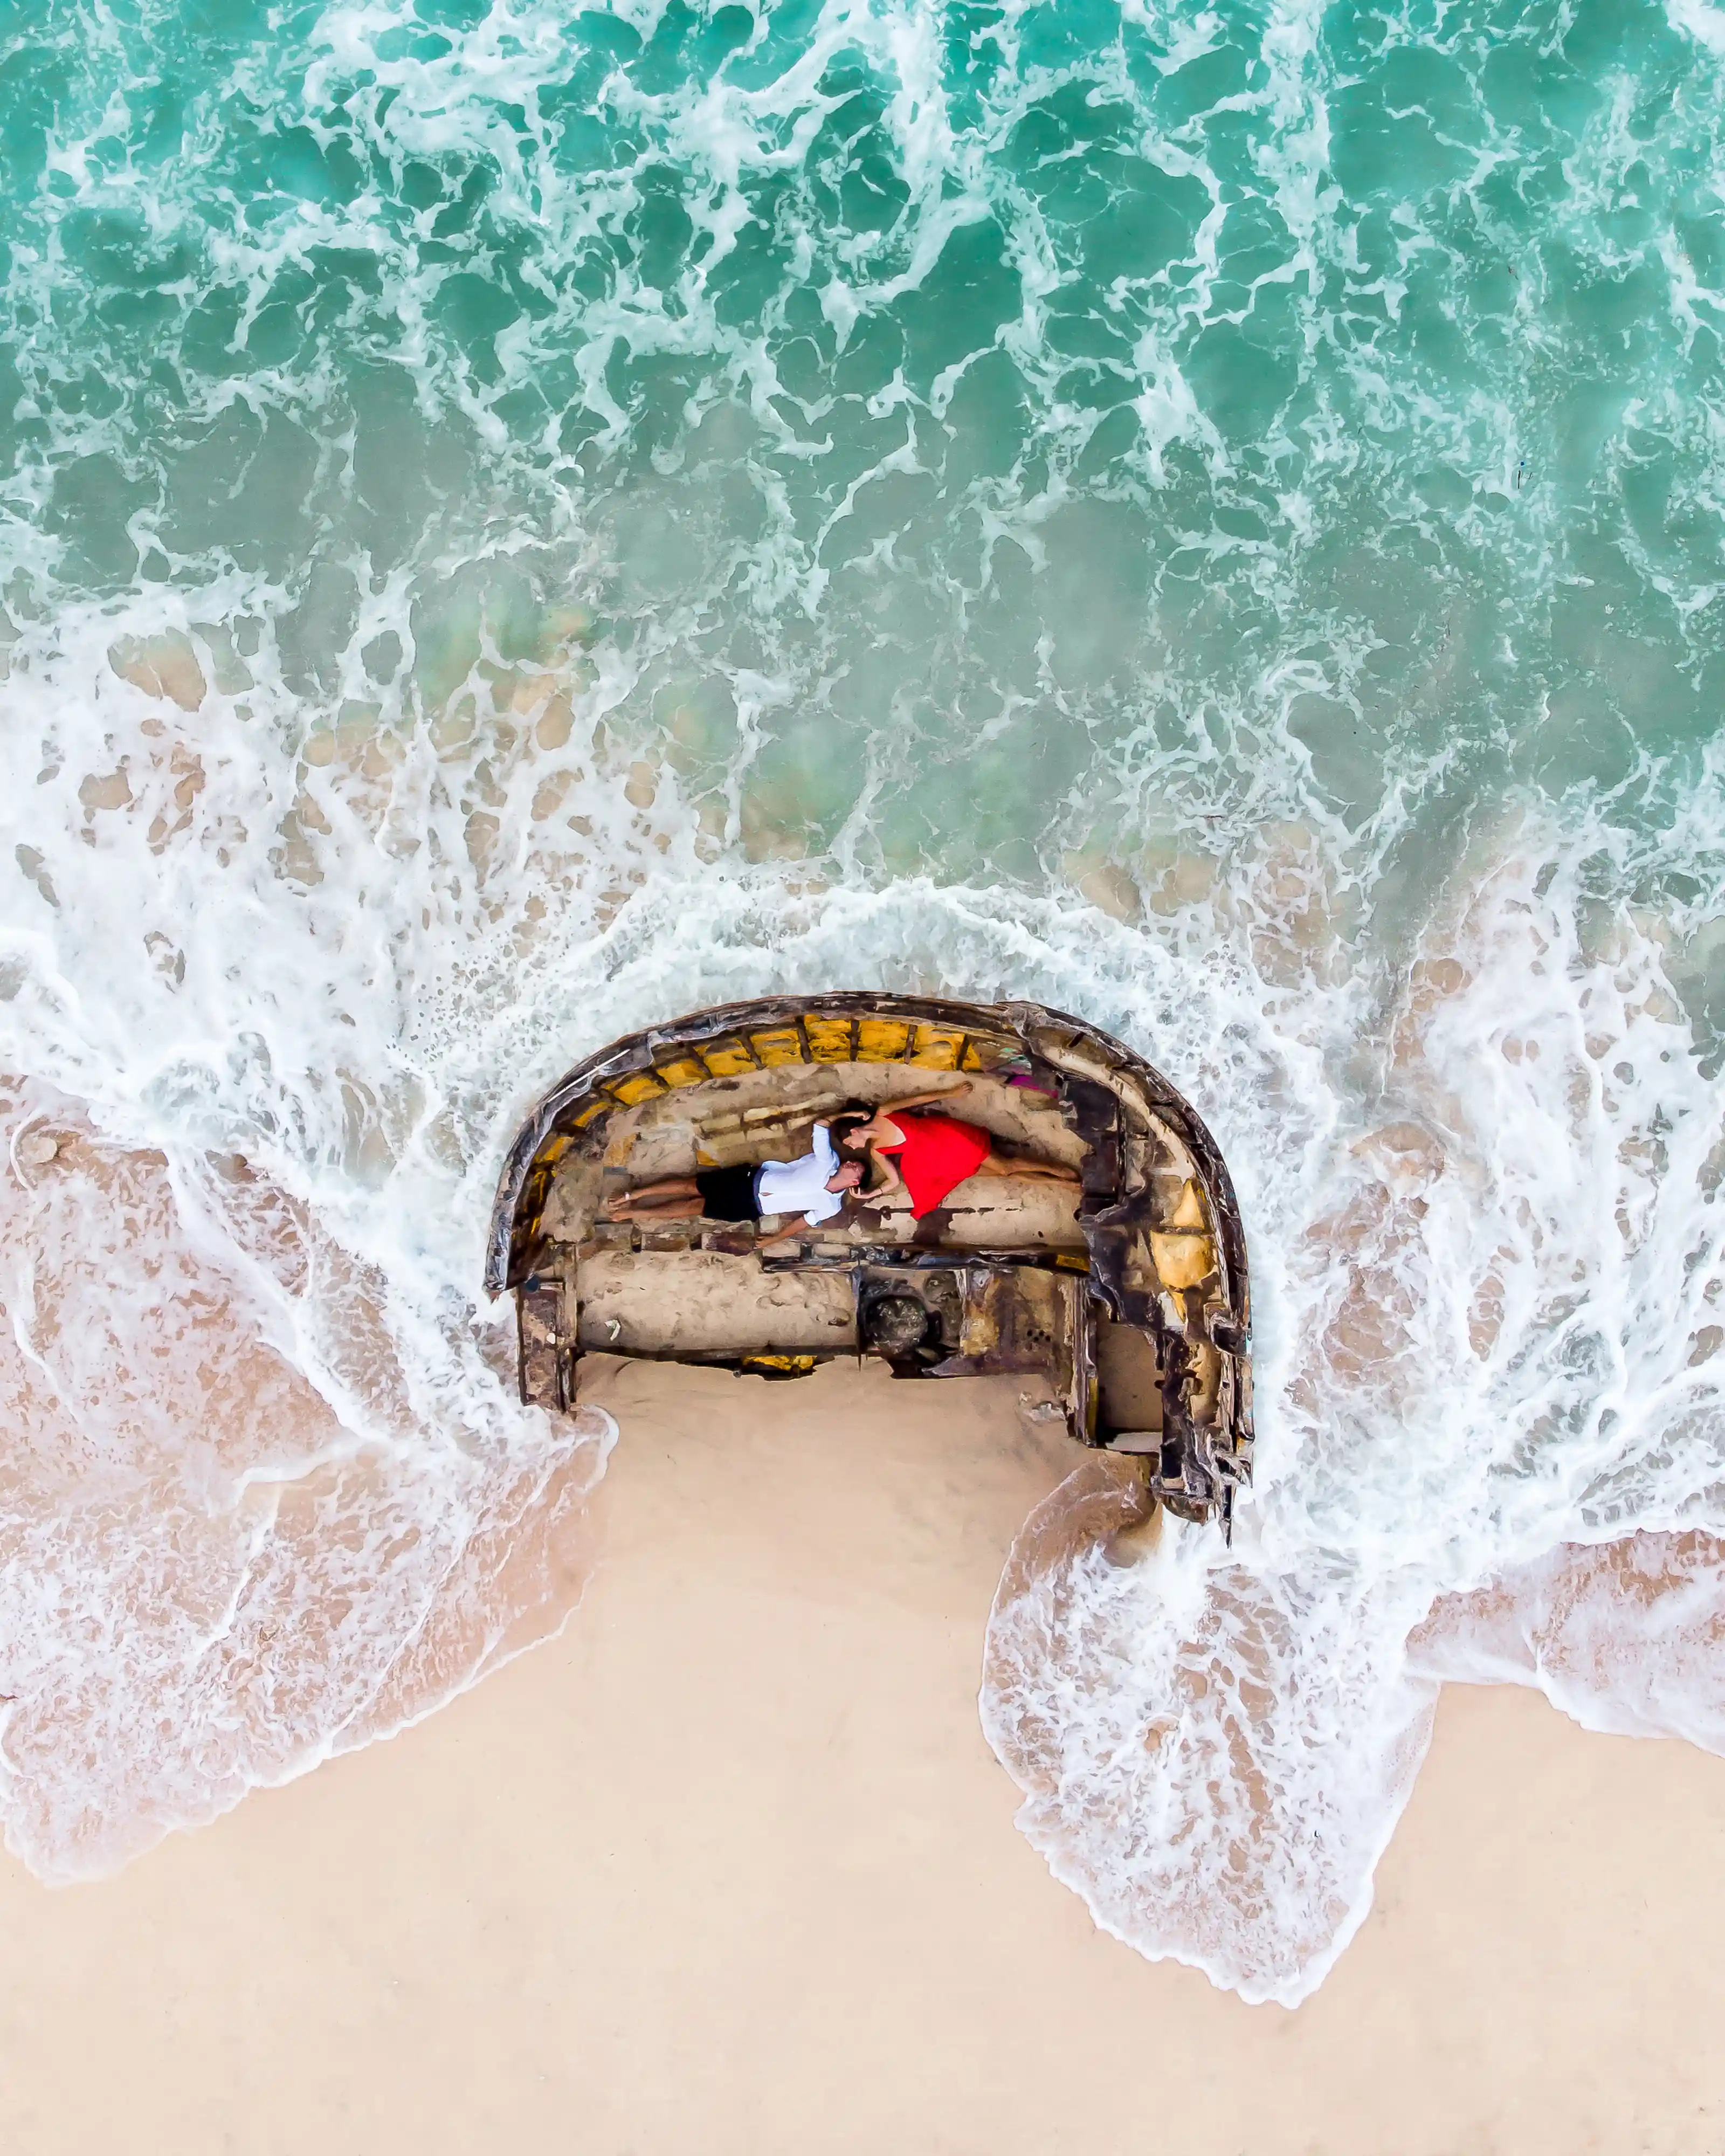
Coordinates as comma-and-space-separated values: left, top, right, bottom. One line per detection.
608, 1071, 667, 1107
1150, 1231, 1215, 1292
740, 1353, 818, 1376
700, 1038, 758, 1077
654, 1056, 708, 1089
568, 1098, 610, 1129
1169, 1179, 1209, 1231
907, 1023, 965, 1069
961, 1036, 1008, 1071
856, 1017, 912, 1062
537, 1132, 571, 1164
803, 1016, 854, 1063
749, 1026, 806, 1066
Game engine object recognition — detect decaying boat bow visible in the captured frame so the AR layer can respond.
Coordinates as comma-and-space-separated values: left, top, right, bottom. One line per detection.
486, 994, 1253, 1531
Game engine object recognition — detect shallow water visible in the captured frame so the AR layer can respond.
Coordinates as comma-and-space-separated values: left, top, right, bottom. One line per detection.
1, 0, 1723, 2003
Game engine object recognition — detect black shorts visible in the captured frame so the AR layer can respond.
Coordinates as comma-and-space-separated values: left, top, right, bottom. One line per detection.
694, 1165, 761, 1222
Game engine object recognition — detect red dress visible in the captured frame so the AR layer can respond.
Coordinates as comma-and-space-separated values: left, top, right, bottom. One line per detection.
876, 1112, 992, 1217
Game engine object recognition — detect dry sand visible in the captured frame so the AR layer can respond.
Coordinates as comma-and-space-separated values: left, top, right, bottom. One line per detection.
4, 1356, 1725, 2155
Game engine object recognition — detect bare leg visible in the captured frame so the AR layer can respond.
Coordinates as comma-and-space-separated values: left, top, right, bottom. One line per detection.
976, 1151, 1082, 1186
605, 1196, 707, 1222
602, 1176, 702, 1219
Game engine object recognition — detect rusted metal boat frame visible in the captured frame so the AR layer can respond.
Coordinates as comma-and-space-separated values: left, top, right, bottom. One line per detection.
486, 993, 1253, 1531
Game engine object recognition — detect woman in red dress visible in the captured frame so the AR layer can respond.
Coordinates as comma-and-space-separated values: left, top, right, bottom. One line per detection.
831, 1082, 1082, 1220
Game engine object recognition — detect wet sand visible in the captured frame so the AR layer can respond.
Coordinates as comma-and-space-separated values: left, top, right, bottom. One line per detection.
3, 1356, 1724, 2154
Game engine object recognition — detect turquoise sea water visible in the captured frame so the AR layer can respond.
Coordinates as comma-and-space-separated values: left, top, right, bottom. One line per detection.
3, 0, 1725, 2002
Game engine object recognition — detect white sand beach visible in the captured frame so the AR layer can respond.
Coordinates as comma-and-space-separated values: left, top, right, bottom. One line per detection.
3, 1357, 1723, 2155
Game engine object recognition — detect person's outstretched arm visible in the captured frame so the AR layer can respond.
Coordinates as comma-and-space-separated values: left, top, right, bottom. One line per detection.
883, 1080, 972, 1115
865, 1148, 907, 1204
756, 1212, 811, 1251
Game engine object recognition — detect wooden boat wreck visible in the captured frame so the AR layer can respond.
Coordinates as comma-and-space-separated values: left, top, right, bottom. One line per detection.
486, 994, 1253, 1531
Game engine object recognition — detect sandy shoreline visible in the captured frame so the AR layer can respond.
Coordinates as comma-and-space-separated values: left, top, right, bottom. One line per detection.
4, 1358, 1725, 2153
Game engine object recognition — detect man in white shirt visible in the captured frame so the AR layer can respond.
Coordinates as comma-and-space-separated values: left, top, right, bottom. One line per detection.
600, 1120, 864, 1247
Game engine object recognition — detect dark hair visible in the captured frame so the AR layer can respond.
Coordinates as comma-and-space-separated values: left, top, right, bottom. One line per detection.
827, 1100, 876, 1151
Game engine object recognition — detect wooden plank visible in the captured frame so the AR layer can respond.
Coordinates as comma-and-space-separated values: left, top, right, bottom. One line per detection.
856, 1017, 912, 1061
607, 1071, 667, 1107
749, 1025, 805, 1066
1150, 1231, 1215, 1291
516, 1282, 563, 1409
699, 1037, 758, 1077
907, 1023, 965, 1069
803, 1015, 854, 1062
654, 1056, 707, 1088
978, 1034, 1016, 1067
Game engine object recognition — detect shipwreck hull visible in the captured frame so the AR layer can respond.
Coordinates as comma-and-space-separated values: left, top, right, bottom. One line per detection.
487, 994, 1252, 1530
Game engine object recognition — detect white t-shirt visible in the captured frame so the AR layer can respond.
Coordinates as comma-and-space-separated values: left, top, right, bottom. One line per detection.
755, 1122, 844, 1226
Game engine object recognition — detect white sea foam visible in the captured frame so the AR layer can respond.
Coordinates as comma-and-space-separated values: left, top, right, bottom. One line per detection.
2, 588, 1722, 2007
985, 826, 1725, 2003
